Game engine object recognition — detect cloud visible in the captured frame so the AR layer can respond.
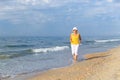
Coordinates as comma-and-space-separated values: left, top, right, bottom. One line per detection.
17, 0, 91, 8
0, 0, 120, 25
107, 0, 113, 2
0, 6, 26, 12
0, 0, 55, 24
43, 0, 50, 3
81, 0, 120, 18
0, 0, 120, 36
18, 0, 53, 7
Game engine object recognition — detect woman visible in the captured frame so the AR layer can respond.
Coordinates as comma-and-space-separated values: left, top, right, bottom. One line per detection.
70, 27, 81, 62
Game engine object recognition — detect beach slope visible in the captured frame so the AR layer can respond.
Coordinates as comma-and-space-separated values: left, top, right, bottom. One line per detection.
29, 47, 120, 80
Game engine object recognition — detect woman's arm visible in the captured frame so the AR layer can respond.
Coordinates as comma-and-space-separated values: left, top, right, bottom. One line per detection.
70, 34, 72, 43
79, 34, 82, 42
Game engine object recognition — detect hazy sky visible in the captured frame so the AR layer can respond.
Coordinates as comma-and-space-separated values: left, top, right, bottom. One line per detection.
0, 0, 120, 36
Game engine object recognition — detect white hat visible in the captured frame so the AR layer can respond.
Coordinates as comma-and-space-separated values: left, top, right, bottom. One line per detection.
72, 27, 78, 31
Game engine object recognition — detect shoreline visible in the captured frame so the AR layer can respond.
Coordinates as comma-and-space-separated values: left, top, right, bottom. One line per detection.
4, 46, 120, 80
28, 46, 120, 80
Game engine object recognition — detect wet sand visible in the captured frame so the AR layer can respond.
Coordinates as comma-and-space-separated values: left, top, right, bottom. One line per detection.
28, 47, 120, 80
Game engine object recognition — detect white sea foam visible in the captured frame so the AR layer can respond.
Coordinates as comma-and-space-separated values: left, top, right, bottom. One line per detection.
32, 46, 69, 53
95, 39, 120, 43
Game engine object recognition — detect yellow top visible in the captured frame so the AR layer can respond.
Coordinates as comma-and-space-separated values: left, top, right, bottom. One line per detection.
70, 33, 80, 45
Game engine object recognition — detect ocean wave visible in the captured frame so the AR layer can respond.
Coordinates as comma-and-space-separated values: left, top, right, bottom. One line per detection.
31, 46, 69, 53
95, 39, 120, 43
0, 46, 69, 59
5, 44, 34, 48
0, 53, 23, 59
0, 52, 30, 59
0, 54, 11, 59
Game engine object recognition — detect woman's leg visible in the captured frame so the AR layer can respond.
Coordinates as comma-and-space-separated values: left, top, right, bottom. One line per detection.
71, 45, 75, 60
74, 54, 78, 61
74, 44, 79, 61
71, 44, 79, 62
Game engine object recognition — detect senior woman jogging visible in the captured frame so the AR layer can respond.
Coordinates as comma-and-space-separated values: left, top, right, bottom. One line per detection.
70, 27, 81, 62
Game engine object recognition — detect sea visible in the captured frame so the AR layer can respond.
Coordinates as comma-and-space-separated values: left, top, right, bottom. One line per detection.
0, 36, 120, 79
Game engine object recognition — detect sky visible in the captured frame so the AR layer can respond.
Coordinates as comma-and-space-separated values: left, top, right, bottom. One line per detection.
0, 0, 120, 36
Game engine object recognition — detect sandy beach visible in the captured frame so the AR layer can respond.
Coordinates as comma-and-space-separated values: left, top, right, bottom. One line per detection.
28, 47, 120, 80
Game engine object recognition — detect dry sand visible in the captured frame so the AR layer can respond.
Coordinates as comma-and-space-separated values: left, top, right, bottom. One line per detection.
28, 47, 120, 80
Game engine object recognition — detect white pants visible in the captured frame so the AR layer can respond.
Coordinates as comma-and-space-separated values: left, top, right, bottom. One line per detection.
71, 44, 79, 55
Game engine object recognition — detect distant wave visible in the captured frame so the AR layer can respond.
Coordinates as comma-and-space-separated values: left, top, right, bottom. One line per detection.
5, 44, 34, 48
95, 39, 120, 43
31, 46, 69, 53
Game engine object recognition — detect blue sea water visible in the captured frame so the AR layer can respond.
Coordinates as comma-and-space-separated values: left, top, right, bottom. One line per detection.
0, 36, 120, 79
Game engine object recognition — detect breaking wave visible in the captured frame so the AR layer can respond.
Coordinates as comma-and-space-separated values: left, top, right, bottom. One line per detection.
31, 46, 69, 53
95, 39, 120, 43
